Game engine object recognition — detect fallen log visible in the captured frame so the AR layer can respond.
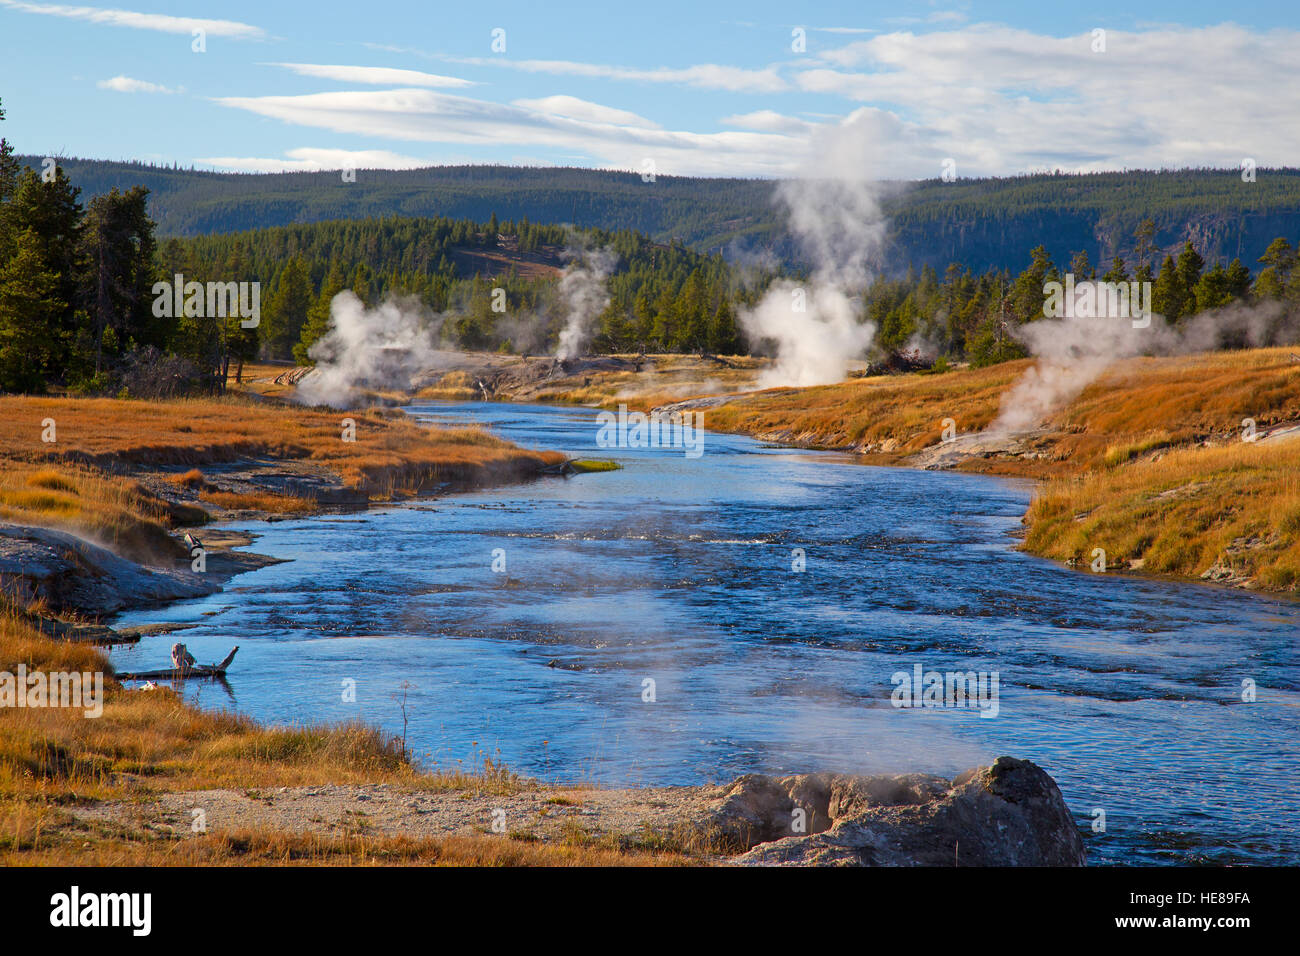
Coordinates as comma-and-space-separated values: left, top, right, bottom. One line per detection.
117, 646, 239, 681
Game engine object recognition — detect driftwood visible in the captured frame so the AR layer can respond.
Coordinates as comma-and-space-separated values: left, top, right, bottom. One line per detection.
117, 646, 239, 681
539, 460, 578, 477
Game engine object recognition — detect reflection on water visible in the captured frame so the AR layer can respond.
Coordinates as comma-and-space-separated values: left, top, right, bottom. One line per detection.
112, 402, 1300, 865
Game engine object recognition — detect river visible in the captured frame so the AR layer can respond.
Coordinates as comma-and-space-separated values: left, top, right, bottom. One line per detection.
110, 401, 1300, 865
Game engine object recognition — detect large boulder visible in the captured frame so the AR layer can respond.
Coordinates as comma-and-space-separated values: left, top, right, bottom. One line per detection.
713, 757, 1085, 866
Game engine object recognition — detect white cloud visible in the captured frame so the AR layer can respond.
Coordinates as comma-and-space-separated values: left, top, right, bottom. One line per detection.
178, 21, 1300, 181
796, 23, 1300, 175
269, 63, 474, 89
97, 74, 178, 94
721, 109, 815, 135
197, 147, 431, 173
438, 55, 788, 93
213, 88, 803, 177
0, 0, 264, 38
513, 95, 660, 129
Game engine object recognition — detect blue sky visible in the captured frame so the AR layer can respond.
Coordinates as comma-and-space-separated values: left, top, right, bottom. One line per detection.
1, 0, 1298, 178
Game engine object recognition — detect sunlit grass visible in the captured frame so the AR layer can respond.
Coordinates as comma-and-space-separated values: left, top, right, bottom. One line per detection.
1025, 437, 1300, 588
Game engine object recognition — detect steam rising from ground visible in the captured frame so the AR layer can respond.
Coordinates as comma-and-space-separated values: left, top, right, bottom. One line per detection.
297, 291, 442, 407
743, 111, 891, 388
555, 248, 617, 360
992, 299, 1295, 433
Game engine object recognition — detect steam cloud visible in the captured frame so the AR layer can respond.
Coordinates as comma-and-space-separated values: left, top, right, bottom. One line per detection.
296, 291, 442, 408
742, 111, 891, 388
555, 248, 617, 360
991, 298, 1295, 434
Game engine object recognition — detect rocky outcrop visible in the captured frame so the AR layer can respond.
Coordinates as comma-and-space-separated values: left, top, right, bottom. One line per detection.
711, 757, 1085, 866
903, 429, 1049, 470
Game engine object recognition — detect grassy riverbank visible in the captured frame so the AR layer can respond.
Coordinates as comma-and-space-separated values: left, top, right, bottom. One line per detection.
0, 393, 566, 551
0, 603, 693, 865
0, 393, 686, 865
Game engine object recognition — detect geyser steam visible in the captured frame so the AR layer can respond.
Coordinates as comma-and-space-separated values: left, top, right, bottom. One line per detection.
296, 291, 440, 408
742, 111, 890, 388
991, 298, 1295, 433
555, 248, 617, 360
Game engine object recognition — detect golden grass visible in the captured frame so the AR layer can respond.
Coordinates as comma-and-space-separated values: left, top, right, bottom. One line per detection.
533, 353, 767, 408
0, 820, 690, 866
687, 348, 1300, 470
0, 603, 413, 800
1026, 437, 1300, 588
1, 394, 564, 495
0, 604, 696, 866
198, 490, 318, 514
0, 394, 565, 551
0, 462, 196, 562
705, 362, 1024, 455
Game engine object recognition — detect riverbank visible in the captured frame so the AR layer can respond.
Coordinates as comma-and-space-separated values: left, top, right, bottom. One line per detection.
4, 576, 1085, 867
0, 393, 567, 614
0, 391, 584, 864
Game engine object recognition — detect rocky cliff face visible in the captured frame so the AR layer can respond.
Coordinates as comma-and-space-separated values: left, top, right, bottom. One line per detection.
709, 757, 1086, 866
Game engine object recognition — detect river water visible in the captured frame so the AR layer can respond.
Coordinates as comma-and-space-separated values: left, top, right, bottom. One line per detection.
111, 402, 1300, 865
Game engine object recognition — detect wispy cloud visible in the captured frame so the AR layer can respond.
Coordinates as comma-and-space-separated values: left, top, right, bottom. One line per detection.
269, 62, 474, 89
720, 109, 816, 135
97, 74, 179, 94
213, 87, 804, 176
427, 53, 789, 93
197, 146, 431, 173
0, 0, 265, 38
512, 95, 660, 129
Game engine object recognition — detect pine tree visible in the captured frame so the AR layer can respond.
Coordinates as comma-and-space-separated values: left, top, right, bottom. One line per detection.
1192, 263, 1232, 312
263, 258, 313, 359
78, 186, 158, 373
1068, 249, 1094, 280
707, 298, 740, 355
295, 263, 345, 364
0, 230, 61, 392
0, 97, 21, 257
6, 166, 81, 375
1253, 237, 1295, 299
1008, 246, 1054, 322
1132, 218, 1158, 269
1152, 254, 1186, 321
1175, 242, 1205, 314
1225, 258, 1252, 300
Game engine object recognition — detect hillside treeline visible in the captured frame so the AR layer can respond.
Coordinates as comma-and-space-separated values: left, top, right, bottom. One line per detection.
3, 98, 1299, 396
34, 155, 1300, 270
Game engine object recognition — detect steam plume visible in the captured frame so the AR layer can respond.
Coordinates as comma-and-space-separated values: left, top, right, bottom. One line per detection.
555, 248, 617, 360
742, 111, 891, 388
991, 298, 1295, 433
296, 291, 442, 407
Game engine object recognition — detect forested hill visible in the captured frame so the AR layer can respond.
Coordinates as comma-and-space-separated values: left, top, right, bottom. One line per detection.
26, 156, 1300, 272
19, 158, 776, 252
